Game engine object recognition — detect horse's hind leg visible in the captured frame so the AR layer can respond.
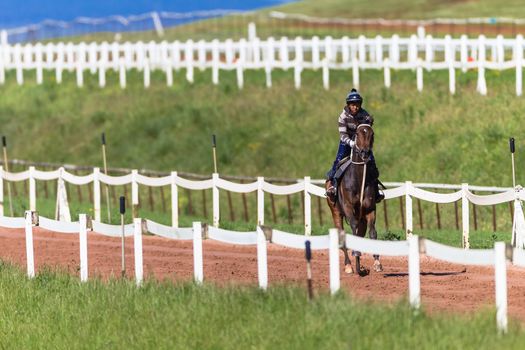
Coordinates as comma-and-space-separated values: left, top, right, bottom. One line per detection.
367, 211, 383, 272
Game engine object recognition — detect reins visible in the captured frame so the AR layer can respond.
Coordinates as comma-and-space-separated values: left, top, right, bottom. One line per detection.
350, 124, 372, 219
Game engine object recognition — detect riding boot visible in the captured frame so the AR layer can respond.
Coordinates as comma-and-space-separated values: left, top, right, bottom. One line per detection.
375, 179, 385, 203
325, 178, 337, 202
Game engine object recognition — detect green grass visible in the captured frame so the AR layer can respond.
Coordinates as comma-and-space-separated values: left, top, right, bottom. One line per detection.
0, 261, 522, 349
1, 68, 524, 187
276, 0, 525, 20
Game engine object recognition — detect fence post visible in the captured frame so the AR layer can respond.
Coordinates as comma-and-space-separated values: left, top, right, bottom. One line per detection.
449, 60, 456, 95
358, 35, 366, 63
408, 235, 421, 309
352, 58, 360, 90
257, 177, 264, 226
390, 34, 400, 63
15, 45, 23, 85
212, 173, 220, 227
265, 37, 274, 88
375, 35, 383, 63
164, 59, 173, 87
416, 59, 423, 92
256, 226, 268, 290
236, 56, 244, 89
304, 176, 312, 235
322, 58, 329, 90
294, 37, 303, 89
212, 39, 220, 85
134, 218, 144, 286
119, 58, 126, 89
405, 181, 413, 238
462, 183, 470, 249
516, 35, 523, 96
494, 241, 508, 333
24, 210, 35, 278
29, 166, 36, 212
76, 43, 85, 87
477, 35, 487, 95
93, 167, 101, 222
0, 166, 3, 216
171, 171, 178, 228
192, 221, 203, 284
312, 36, 320, 67
329, 228, 340, 295
79, 213, 88, 282
185, 40, 194, 83
280, 37, 289, 67
99, 59, 106, 87
131, 170, 138, 219
35, 43, 43, 84
460, 34, 468, 72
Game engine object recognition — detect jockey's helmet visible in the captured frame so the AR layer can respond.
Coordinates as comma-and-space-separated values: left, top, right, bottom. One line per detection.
345, 88, 363, 104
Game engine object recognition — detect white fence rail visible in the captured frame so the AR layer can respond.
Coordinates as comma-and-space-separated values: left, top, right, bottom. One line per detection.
8, 211, 524, 332
0, 34, 524, 94
1, 166, 524, 248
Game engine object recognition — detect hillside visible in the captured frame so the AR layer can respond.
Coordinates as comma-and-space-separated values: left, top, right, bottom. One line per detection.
0, 68, 524, 187
275, 0, 525, 19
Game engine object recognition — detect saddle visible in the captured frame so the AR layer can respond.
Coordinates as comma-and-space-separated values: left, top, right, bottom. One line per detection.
334, 156, 352, 182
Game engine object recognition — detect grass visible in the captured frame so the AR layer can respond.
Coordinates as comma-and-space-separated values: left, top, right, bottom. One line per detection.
1, 68, 524, 187
276, 0, 525, 20
0, 261, 522, 349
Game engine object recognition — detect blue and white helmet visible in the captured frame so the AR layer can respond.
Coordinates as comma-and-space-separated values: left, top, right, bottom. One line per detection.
345, 88, 363, 104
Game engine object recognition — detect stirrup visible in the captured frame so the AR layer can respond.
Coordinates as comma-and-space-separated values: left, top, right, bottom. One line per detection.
376, 190, 385, 203
326, 185, 337, 201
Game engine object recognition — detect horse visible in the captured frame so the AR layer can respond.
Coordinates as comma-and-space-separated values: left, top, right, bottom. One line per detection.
326, 123, 383, 276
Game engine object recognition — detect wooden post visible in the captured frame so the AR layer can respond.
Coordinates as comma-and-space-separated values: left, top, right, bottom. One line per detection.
383, 200, 389, 230
435, 203, 441, 230
417, 199, 424, 229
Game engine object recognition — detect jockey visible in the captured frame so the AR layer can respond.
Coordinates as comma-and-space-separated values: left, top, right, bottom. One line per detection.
325, 88, 384, 203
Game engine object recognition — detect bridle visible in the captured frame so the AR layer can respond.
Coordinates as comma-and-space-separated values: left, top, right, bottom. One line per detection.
350, 124, 373, 165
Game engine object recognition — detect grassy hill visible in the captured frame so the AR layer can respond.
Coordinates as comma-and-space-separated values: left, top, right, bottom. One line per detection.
0, 68, 524, 187
275, 0, 525, 19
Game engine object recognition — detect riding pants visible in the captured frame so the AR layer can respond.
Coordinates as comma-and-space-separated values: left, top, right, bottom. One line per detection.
326, 141, 379, 181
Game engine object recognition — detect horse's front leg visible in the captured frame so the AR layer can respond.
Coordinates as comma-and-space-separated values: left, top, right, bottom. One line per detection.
367, 211, 383, 272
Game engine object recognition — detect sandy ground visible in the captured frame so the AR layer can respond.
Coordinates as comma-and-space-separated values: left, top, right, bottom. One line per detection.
1, 227, 525, 322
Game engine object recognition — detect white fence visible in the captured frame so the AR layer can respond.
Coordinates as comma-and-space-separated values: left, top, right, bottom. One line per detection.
7, 210, 525, 332
1, 166, 524, 248
0, 34, 524, 94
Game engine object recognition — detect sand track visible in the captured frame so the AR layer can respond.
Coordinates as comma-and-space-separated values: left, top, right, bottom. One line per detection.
1, 227, 525, 321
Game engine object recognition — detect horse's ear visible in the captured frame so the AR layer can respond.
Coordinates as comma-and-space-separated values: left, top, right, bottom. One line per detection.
351, 88, 357, 93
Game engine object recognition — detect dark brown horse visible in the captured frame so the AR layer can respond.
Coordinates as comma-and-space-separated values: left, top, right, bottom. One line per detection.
326, 124, 383, 275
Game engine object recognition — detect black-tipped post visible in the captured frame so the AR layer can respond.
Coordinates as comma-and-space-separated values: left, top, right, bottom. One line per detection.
305, 241, 312, 262
119, 195, 126, 277
212, 134, 218, 173
2, 136, 5, 148
305, 240, 313, 300
101, 132, 106, 146
119, 196, 126, 215
510, 138, 515, 154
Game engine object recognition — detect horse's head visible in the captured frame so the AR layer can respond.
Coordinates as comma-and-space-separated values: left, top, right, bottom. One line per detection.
354, 124, 374, 162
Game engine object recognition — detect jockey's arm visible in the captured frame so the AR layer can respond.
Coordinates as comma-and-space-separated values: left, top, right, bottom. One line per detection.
338, 111, 356, 147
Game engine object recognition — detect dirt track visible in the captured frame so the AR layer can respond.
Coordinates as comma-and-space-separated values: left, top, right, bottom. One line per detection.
1, 227, 525, 322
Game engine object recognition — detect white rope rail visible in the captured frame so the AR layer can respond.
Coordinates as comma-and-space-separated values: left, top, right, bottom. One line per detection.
0, 167, 524, 242
11, 212, 515, 332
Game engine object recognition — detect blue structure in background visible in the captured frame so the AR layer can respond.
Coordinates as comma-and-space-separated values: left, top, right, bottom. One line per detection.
0, 0, 297, 43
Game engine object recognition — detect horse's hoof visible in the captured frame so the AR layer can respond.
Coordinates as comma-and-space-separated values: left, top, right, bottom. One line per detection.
344, 264, 354, 274
358, 267, 370, 277
373, 261, 383, 272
